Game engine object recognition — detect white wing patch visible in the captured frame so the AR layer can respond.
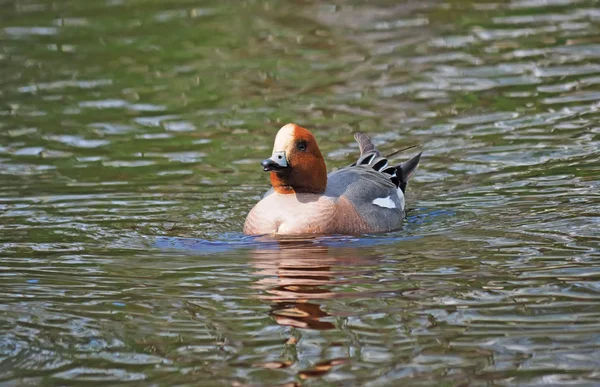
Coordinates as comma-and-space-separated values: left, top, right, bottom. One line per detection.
372, 189, 406, 210
372, 196, 396, 209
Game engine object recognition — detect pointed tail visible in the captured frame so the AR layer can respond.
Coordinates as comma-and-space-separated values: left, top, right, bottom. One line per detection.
397, 152, 421, 193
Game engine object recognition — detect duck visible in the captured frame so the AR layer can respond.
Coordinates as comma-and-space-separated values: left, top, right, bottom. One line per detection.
243, 123, 421, 235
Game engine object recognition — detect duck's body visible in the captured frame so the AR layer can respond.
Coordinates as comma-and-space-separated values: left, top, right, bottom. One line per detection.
243, 124, 421, 236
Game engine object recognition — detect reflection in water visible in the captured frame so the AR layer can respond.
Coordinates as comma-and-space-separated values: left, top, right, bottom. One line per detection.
255, 242, 337, 330
251, 239, 377, 377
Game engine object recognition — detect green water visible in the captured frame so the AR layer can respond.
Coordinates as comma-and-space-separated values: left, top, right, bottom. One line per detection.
1, 0, 600, 385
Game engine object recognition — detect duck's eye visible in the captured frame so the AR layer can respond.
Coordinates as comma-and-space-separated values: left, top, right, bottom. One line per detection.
297, 141, 307, 152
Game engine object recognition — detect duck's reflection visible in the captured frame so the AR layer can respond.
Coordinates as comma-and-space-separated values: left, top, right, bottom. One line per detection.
251, 238, 374, 331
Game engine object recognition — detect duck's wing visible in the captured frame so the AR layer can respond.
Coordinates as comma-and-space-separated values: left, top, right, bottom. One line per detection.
326, 167, 406, 232
349, 133, 422, 193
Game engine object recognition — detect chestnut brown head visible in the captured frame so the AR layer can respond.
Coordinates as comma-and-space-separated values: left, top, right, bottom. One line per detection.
261, 123, 327, 194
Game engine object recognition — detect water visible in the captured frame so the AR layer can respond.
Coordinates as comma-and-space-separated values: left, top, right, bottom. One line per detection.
1, 0, 599, 385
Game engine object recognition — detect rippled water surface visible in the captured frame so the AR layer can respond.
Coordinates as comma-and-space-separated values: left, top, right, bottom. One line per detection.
1, 0, 600, 385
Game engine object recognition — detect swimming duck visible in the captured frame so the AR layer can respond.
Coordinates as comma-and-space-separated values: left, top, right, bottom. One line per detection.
243, 124, 421, 235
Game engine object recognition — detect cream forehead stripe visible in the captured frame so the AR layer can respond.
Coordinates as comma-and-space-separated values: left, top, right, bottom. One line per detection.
273, 124, 296, 152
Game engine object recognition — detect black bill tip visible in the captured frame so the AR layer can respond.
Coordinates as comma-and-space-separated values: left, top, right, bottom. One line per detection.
261, 158, 285, 172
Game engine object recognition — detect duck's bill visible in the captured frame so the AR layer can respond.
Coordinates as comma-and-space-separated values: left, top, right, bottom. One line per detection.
261, 151, 288, 171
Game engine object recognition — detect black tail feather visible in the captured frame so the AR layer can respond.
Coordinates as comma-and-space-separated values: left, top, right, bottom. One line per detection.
397, 152, 422, 193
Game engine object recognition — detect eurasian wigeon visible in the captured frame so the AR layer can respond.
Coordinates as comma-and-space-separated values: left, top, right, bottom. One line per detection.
244, 124, 421, 235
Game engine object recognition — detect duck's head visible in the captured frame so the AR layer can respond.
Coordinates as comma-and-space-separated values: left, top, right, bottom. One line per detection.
261, 123, 327, 194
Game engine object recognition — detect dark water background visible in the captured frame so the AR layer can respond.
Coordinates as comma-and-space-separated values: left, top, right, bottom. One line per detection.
1, 0, 600, 385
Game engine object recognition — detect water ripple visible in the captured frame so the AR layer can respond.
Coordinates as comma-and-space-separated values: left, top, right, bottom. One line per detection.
1, 0, 599, 385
